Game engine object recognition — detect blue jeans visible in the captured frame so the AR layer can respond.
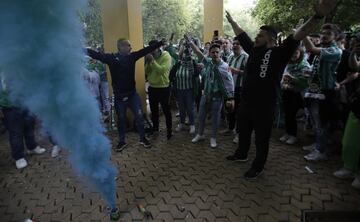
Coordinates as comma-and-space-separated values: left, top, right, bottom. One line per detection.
2, 107, 38, 160
177, 89, 195, 125
197, 95, 223, 138
114, 91, 145, 143
308, 99, 330, 153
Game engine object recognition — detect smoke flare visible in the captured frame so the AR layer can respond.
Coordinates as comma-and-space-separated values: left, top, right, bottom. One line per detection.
0, 0, 117, 207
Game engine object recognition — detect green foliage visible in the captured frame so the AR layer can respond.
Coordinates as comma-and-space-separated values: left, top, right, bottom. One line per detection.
223, 0, 259, 40
223, 9, 259, 40
252, 0, 360, 34
79, 0, 103, 48
142, 0, 204, 44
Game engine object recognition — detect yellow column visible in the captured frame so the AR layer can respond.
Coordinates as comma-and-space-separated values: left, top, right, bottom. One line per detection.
100, 0, 146, 109
203, 0, 224, 43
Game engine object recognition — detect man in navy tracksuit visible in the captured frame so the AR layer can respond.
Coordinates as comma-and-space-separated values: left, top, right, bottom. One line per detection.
87, 39, 164, 151
225, 0, 338, 179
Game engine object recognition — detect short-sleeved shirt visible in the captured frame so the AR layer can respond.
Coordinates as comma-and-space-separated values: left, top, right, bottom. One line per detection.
221, 50, 233, 63
227, 52, 248, 88
176, 60, 194, 90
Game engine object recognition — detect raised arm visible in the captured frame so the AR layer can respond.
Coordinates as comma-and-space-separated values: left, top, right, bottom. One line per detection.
303, 36, 321, 55
86, 48, 112, 64
132, 40, 164, 61
225, 11, 245, 36
293, 0, 338, 41
225, 11, 253, 54
178, 45, 185, 60
184, 35, 205, 61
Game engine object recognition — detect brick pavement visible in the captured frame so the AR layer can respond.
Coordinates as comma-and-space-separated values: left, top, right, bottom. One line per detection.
0, 119, 360, 222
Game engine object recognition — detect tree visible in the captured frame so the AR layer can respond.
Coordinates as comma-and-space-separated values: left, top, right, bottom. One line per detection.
142, 0, 189, 44
223, 8, 259, 39
252, 0, 360, 34
184, 0, 204, 41
142, 0, 205, 44
79, 0, 103, 48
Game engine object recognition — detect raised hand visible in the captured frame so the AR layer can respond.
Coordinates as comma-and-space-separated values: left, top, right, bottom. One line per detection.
183, 34, 191, 43
145, 54, 154, 63
169, 33, 175, 42
225, 11, 235, 24
314, 0, 338, 17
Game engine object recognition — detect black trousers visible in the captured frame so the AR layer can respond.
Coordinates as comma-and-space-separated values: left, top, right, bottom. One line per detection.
234, 102, 275, 171
282, 90, 303, 136
227, 88, 242, 131
319, 90, 339, 130
148, 86, 172, 133
2, 107, 37, 160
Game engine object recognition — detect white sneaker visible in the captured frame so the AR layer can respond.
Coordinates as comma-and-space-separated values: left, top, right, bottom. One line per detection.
51, 145, 61, 158
27, 146, 46, 155
304, 149, 327, 161
192, 134, 205, 143
302, 143, 316, 151
233, 134, 239, 144
333, 167, 355, 179
210, 138, 217, 148
351, 175, 360, 189
15, 158, 28, 169
189, 125, 195, 134
175, 124, 184, 132
286, 136, 298, 145
279, 134, 290, 142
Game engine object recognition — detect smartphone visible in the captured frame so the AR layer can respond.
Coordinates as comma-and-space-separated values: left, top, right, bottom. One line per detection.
214, 30, 219, 38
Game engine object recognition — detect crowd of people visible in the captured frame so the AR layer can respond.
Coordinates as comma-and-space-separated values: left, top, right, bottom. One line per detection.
1, 0, 359, 189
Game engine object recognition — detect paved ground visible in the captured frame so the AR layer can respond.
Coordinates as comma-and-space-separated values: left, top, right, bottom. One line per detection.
1, 118, 360, 222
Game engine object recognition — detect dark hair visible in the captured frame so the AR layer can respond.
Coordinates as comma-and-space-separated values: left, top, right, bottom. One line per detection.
148, 40, 159, 46
209, 44, 221, 51
205, 42, 211, 45
337, 32, 346, 42
289, 46, 305, 64
321, 23, 341, 38
260, 25, 278, 40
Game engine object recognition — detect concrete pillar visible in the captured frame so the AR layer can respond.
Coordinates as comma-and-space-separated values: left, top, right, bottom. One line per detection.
203, 0, 224, 43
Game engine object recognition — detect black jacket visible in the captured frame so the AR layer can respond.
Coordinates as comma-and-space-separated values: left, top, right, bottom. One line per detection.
87, 42, 162, 98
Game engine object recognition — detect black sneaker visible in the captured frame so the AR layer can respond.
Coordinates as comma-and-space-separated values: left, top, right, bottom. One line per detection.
139, 138, 152, 148
226, 155, 248, 162
244, 168, 264, 179
115, 142, 127, 152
